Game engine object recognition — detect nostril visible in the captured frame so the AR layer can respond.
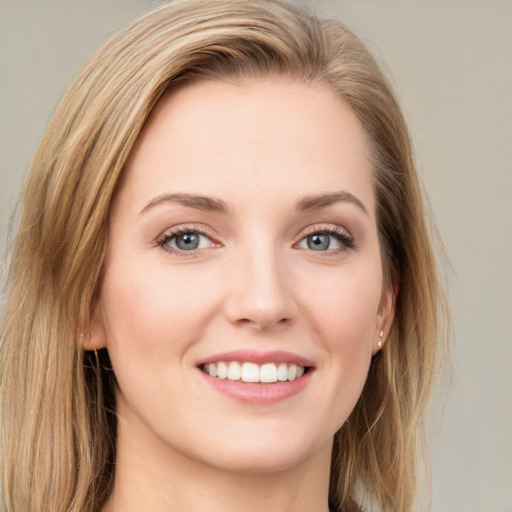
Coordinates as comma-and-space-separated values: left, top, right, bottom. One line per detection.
236, 316, 292, 330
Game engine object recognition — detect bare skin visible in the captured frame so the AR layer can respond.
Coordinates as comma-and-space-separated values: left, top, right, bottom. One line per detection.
88, 78, 394, 512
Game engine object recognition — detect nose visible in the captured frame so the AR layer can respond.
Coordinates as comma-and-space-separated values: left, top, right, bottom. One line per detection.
223, 243, 297, 331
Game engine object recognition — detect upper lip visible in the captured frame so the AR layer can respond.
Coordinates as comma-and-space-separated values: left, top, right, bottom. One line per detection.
197, 350, 314, 368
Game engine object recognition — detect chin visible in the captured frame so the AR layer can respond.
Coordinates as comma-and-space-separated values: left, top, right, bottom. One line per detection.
183, 425, 333, 476
201, 448, 317, 475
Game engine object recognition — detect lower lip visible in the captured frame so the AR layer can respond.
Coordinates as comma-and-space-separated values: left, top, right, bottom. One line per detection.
198, 369, 312, 404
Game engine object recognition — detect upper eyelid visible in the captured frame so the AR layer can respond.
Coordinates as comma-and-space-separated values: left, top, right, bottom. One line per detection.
156, 223, 218, 241
154, 222, 353, 246
297, 223, 352, 238
294, 224, 356, 250
155, 226, 220, 257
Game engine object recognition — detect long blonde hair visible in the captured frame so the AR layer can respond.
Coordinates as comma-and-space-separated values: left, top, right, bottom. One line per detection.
0, 1, 448, 511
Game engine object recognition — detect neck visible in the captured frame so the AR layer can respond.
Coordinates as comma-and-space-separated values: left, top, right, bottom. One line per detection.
102, 403, 332, 512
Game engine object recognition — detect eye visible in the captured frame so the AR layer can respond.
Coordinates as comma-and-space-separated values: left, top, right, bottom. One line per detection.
297, 228, 355, 252
157, 228, 216, 254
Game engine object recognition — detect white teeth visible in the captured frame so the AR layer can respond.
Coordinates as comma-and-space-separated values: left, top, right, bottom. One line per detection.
202, 361, 306, 383
217, 361, 227, 379
227, 361, 241, 380
277, 362, 288, 382
241, 362, 260, 383
260, 363, 278, 383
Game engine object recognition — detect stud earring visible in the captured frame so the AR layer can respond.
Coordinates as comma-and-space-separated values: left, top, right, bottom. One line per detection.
378, 330, 384, 349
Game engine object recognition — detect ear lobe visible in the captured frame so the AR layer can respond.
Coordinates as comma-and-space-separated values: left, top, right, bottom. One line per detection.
374, 266, 399, 353
79, 301, 108, 351
378, 283, 396, 330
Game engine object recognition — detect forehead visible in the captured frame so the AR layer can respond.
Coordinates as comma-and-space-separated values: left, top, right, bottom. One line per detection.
118, 77, 374, 217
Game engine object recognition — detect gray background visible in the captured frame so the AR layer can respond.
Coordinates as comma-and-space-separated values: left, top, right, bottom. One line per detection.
1, 1, 511, 511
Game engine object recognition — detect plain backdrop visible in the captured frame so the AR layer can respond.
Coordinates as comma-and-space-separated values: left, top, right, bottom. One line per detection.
1, 1, 511, 511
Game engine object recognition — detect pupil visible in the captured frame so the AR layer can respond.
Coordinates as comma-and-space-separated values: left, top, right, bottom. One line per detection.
176, 233, 199, 250
308, 233, 329, 251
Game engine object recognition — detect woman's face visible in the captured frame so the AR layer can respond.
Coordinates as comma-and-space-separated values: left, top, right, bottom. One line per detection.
91, 78, 394, 473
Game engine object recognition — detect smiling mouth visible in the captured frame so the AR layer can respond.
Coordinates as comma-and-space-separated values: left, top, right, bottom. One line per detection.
201, 361, 308, 383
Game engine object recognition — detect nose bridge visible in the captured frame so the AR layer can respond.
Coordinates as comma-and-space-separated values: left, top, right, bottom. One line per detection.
225, 233, 295, 329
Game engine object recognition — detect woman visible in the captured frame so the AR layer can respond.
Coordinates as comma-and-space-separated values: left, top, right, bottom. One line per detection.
0, 1, 447, 511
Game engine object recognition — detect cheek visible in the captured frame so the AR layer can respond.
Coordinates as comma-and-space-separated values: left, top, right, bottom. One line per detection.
304, 267, 382, 344
298, 263, 382, 402
98, 260, 222, 369
309, 277, 380, 425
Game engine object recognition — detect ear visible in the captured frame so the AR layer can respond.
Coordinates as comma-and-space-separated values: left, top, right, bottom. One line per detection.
79, 300, 108, 351
373, 265, 399, 354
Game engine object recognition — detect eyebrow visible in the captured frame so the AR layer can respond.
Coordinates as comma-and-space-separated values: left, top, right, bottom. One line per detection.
140, 190, 368, 216
140, 193, 229, 215
295, 191, 368, 216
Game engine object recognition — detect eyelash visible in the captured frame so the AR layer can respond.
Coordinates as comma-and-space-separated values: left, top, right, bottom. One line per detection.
296, 226, 356, 253
155, 225, 356, 256
155, 226, 217, 257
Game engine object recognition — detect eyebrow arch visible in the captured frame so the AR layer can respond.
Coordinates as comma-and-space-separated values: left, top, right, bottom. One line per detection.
140, 193, 230, 215
295, 191, 368, 216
